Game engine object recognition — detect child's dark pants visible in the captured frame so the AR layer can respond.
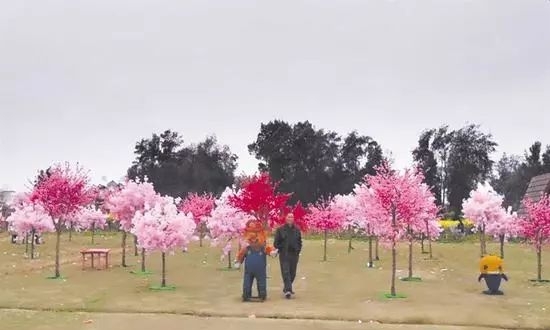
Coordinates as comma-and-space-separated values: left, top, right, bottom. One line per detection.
242, 247, 267, 300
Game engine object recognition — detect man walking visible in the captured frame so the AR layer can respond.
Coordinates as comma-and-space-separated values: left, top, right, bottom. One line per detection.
274, 213, 302, 299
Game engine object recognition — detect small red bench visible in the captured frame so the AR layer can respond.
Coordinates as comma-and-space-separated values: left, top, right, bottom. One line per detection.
80, 248, 110, 270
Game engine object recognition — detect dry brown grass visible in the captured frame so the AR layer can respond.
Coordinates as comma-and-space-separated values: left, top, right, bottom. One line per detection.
0, 232, 549, 329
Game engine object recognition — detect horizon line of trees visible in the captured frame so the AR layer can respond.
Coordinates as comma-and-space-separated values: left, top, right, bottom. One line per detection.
125, 121, 550, 218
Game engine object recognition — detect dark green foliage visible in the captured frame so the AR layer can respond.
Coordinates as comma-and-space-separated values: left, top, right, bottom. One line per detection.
128, 130, 237, 197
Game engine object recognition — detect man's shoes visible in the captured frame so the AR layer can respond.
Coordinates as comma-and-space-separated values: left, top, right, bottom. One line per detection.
284, 291, 291, 299
290, 291, 295, 295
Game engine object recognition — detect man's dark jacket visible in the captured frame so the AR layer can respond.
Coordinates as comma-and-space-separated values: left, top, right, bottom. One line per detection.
274, 224, 302, 254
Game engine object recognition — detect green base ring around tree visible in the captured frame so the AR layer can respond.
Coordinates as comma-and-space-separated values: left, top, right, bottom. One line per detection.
400, 277, 422, 282
130, 270, 153, 276
46, 275, 66, 280
149, 285, 176, 291
382, 293, 407, 299
529, 279, 550, 283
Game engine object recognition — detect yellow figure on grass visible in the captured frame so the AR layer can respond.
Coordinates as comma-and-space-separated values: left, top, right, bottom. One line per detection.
478, 255, 508, 295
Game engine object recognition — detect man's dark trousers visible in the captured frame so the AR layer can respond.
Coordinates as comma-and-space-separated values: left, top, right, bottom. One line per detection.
279, 252, 299, 293
242, 247, 267, 300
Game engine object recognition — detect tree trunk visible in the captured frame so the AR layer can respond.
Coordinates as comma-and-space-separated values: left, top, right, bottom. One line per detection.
121, 231, 127, 267
428, 232, 433, 260
479, 225, 486, 257
199, 223, 205, 247
499, 234, 505, 259
390, 208, 397, 296
25, 233, 29, 254
537, 236, 542, 282
323, 229, 328, 261
134, 235, 139, 256
368, 233, 374, 268
161, 252, 166, 287
227, 250, 232, 269
69, 223, 73, 242
91, 223, 95, 245
375, 237, 380, 261
408, 233, 413, 279
30, 229, 35, 260
55, 229, 61, 278
141, 248, 146, 273
347, 225, 353, 254
420, 234, 426, 254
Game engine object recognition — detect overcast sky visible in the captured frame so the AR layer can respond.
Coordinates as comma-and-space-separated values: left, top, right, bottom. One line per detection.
1, 0, 549, 191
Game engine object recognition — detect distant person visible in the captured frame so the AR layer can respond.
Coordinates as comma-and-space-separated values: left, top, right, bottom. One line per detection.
274, 213, 302, 299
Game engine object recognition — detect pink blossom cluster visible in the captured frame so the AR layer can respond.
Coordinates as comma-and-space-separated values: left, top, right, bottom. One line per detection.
30, 164, 96, 223
179, 193, 215, 226
75, 206, 107, 231
521, 196, 550, 248
463, 183, 508, 233
331, 193, 363, 229
485, 206, 520, 240
106, 179, 159, 231
306, 200, 347, 233
354, 164, 439, 241
131, 196, 196, 253
6, 203, 54, 235
206, 187, 248, 256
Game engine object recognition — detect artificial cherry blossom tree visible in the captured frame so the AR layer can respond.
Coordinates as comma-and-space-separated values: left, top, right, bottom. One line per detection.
6, 202, 54, 259
521, 196, 550, 282
361, 163, 437, 297
229, 173, 290, 230
179, 193, 215, 247
462, 183, 506, 257
307, 200, 346, 262
106, 179, 158, 267
132, 196, 196, 289
29, 163, 95, 278
332, 194, 361, 254
486, 206, 520, 259
76, 206, 107, 244
206, 187, 248, 268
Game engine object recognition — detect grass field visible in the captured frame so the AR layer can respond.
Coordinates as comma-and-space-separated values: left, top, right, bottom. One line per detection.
0, 232, 549, 330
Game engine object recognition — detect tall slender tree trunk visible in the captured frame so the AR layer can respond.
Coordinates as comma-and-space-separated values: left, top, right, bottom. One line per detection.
375, 237, 380, 261
134, 235, 139, 256
390, 208, 397, 296
141, 248, 146, 273
25, 233, 29, 254
421, 234, 426, 254
121, 231, 128, 267
69, 223, 73, 242
537, 235, 542, 282
30, 229, 35, 260
323, 229, 328, 261
408, 232, 413, 279
348, 225, 353, 254
55, 229, 61, 278
428, 230, 433, 260
499, 234, 505, 259
91, 223, 95, 245
368, 233, 374, 268
479, 224, 486, 257
161, 252, 166, 287
199, 223, 205, 247
227, 250, 232, 269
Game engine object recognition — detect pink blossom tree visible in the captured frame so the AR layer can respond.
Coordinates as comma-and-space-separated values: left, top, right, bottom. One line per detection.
106, 179, 158, 267
362, 163, 437, 297
6, 202, 54, 259
75, 206, 107, 244
179, 193, 215, 247
206, 188, 248, 268
332, 194, 361, 254
462, 183, 506, 257
486, 206, 520, 259
307, 200, 346, 262
29, 163, 95, 278
521, 196, 550, 282
132, 196, 196, 289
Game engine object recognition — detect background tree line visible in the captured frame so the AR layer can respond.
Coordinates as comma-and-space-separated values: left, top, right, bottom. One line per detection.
127, 122, 550, 217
